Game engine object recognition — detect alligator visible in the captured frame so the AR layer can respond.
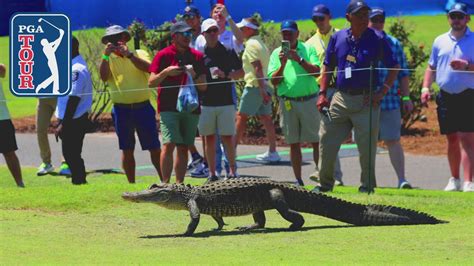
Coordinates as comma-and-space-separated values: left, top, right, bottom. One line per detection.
122, 178, 446, 236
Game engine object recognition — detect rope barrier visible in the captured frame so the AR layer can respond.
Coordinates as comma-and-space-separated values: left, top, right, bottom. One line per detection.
0, 66, 473, 103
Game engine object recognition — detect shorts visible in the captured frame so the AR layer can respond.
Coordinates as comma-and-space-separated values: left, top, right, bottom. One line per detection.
238, 87, 272, 116
160, 111, 199, 145
279, 96, 320, 144
379, 109, 401, 141
436, 89, 474, 135
112, 102, 161, 150
0, 119, 18, 153
198, 105, 236, 136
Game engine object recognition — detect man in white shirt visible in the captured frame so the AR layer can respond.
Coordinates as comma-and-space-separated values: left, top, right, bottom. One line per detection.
55, 36, 93, 185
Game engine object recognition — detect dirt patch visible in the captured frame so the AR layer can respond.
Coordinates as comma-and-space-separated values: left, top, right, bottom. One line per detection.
12, 104, 445, 155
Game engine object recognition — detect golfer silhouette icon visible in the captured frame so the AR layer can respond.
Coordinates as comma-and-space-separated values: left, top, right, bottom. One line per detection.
35, 18, 64, 94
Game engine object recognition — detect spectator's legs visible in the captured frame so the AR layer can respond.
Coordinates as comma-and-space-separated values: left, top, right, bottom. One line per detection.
290, 143, 302, 180
215, 134, 223, 175
461, 148, 472, 182
61, 119, 87, 185
220, 135, 236, 176
205, 135, 217, 177
459, 132, 474, 182
175, 145, 188, 184
122, 149, 135, 183
311, 142, 319, 168
36, 98, 56, 165
446, 133, 461, 179
235, 113, 248, 147
161, 143, 175, 183
149, 148, 162, 182
384, 140, 406, 182
259, 114, 277, 153
3, 151, 23, 187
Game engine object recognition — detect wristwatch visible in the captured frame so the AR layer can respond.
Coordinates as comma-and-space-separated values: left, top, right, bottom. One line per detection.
298, 57, 305, 64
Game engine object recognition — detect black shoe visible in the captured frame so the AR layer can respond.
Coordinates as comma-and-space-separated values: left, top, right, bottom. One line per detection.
358, 186, 375, 194
204, 175, 219, 184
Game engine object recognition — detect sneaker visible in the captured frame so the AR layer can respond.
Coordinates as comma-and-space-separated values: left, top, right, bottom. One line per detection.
204, 175, 220, 184
311, 185, 332, 193
398, 180, 412, 189
463, 181, 474, 192
59, 162, 72, 176
358, 186, 375, 194
190, 163, 209, 178
37, 163, 54, 176
334, 179, 344, 186
187, 156, 203, 170
256, 151, 281, 163
293, 179, 305, 187
444, 177, 461, 191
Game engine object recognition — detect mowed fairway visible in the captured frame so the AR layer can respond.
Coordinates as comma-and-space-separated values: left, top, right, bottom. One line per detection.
1, 167, 473, 264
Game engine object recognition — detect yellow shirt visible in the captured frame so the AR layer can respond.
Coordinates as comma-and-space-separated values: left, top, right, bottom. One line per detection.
107, 49, 151, 104
242, 35, 270, 88
305, 26, 339, 84
0, 83, 10, 120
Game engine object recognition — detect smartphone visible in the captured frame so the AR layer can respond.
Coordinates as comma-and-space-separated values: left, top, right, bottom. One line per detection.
281, 40, 290, 55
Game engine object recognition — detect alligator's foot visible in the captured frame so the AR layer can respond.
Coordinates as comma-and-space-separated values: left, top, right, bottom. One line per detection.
212, 216, 225, 231
288, 222, 304, 231
236, 223, 263, 232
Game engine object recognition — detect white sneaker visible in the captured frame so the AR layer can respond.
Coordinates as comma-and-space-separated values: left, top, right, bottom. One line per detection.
444, 177, 461, 191
37, 163, 54, 176
463, 181, 474, 192
256, 151, 281, 163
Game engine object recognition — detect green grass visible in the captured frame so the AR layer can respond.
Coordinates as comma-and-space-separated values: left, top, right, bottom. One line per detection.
1, 167, 473, 264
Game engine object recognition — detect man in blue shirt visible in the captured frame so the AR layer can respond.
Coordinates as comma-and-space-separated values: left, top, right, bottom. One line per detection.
55, 36, 93, 185
369, 8, 413, 189
315, 0, 400, 193
421, 2, 474, 192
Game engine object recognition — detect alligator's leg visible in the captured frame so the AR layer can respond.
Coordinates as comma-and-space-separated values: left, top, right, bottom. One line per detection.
184, 199, 200, 236
269, 188, 305, 230
236, 211, 266, 231
212, 216, 225, 231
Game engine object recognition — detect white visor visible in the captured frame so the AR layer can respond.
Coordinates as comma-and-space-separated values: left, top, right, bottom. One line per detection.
236, 19, 258, 30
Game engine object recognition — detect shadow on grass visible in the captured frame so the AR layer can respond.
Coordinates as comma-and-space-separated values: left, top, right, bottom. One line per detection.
139, 224, 356, 239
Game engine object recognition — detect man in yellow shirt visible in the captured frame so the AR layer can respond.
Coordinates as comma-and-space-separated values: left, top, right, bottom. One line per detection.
305, 4, 344, 186
235, 17, 280, 163
99, 25, 162, 183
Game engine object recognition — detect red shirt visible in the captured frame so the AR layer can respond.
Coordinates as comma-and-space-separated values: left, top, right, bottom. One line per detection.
149, 44, 205, 113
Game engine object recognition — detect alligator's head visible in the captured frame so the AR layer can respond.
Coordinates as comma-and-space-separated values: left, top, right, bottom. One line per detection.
122, 183, 192, 210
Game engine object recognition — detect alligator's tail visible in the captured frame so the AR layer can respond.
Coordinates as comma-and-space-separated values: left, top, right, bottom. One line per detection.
286, 189, 447, 226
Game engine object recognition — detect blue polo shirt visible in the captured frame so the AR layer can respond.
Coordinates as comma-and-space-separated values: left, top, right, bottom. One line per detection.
429, 27, 474, 94
324, 28, 397, 91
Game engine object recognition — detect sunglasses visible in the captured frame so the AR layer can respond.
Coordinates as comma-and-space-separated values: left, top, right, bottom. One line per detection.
449, 13, 466, 20
178, 31, 193, 38
370, 16, 385, 23
312, 16, 325, 22
205, 27, 219, 34
184, 15, 195, 20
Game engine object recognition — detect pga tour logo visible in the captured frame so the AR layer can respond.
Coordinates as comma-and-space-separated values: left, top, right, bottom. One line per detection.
10, 13, 71, 97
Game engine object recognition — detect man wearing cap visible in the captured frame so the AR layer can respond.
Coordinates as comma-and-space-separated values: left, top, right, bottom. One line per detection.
198, 18, 244, 182
316, 0, 399, 193
369, 8, 414, 189
421, 2, 474, 192
148, 21, 207, 184
183, 5, 202, 48
100, 25, 162, 184
234, 17, 280, 163
305, 4, 344, 186
55, 37, 93, 185
0, 63, 24, 187
268, 20, 321, 186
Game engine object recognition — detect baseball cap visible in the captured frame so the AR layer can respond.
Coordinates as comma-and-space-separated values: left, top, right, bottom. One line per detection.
370, 7, 386, 19
312, 4, 330, 18
236, 18, 259, 30
346, 0, 371, 14
183, 5, 200, 17
448, 2, 468, 15
102, 25, 131, 44
280, 20, 298, 32
170, 21, 192, 34
201, 18, 220, 33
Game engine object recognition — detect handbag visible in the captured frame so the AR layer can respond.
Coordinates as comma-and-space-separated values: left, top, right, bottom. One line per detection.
176, 73, 199, 113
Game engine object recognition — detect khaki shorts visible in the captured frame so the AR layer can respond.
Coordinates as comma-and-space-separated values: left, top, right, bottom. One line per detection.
279, 96, 320, 144
198, 105, 236, 136
379, 109, 401, 141
160, 111, 199, 145
238, 87, 273, 116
